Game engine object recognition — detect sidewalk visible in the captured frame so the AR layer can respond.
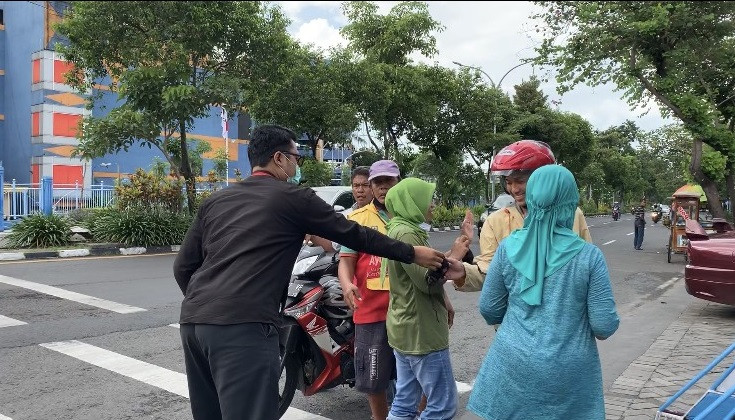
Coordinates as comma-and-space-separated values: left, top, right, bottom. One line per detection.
604, 300, 735, 419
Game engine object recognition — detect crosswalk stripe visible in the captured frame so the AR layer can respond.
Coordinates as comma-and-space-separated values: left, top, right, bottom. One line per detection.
456, 380, 473, 394
0, 275, 146, 314
39, 340, 332, 420
0, 315, 27, 328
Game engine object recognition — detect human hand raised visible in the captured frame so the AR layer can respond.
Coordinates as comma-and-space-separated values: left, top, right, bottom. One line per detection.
461, 209, 475, 242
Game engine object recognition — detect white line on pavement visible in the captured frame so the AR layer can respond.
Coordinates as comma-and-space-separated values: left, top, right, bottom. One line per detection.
588, 225, 595, 228
169, 323, 180, 328
657, 277, 680, 290
0, 275, 146, 314
627, 232, 634, 236
602, 240, 616, 245
40, 340, 331, 420
456, 380, 473, 394
603, 222, 610, 225
0, 413, 13, 420
0, 315, 27, 328
40, 340, 189, 398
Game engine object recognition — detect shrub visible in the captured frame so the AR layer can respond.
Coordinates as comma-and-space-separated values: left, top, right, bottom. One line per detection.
91, 208, 193, 247
432, 205, 468, 227
8, 214, 70, 248
115, 168, 184, 213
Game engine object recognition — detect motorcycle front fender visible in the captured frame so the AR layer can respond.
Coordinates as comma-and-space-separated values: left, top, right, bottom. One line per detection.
279, 318, 304, 356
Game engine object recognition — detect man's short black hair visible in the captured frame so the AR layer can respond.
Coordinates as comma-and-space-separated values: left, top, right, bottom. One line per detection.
351, 166, 370, 182
248, 125, 298, 168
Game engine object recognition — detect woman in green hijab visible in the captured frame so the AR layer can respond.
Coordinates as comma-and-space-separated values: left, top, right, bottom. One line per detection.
383, 178, 460, 420
465, 165, 619, 420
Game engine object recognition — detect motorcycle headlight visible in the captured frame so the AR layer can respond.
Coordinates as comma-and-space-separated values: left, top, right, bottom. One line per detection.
292, 255, 319, 276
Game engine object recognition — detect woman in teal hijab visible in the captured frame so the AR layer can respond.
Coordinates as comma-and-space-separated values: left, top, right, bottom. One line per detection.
467, 165, 620, 420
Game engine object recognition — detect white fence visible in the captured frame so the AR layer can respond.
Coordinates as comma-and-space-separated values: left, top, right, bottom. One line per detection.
3, 182, 116, 220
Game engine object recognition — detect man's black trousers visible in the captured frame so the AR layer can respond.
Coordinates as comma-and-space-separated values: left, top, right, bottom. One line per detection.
180, 322, 280, 420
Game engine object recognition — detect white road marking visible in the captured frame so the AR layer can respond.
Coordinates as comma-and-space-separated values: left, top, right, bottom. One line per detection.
588, 225, 595, 228
169, 323, 180, 328
0, 315, 27, 328
40, 340, 332, 420
657, 277, 680, 290
456, 380, 473, 394
40, 340, 189, 398
627, 232, 634, 236
603, 222, 610, 225
0, 413, 13, 420
602, 240, 616, 245
0, 275, 146, 314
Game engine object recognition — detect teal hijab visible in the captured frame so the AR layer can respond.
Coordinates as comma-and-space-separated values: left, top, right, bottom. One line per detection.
503, 165, 586, 306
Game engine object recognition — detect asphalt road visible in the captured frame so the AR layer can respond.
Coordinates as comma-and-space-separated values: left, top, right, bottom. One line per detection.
0, 215, 698, 420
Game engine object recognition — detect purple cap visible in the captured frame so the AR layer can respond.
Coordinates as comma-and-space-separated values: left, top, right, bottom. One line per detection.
369, 160, 401, 181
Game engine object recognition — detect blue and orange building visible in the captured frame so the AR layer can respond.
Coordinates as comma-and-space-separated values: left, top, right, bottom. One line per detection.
1, 1, 254, 189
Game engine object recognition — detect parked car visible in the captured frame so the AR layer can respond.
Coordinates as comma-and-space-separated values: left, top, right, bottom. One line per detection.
311, 186, 355, 212
684, 218, 735, 306
477, 194, 515, 232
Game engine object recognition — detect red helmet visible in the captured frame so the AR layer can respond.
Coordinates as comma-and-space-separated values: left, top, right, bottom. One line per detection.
491, 140, 556, 176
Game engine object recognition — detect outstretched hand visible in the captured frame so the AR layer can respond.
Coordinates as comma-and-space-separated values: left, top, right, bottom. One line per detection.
413, 246, 445, 270
443, 257, 466, 282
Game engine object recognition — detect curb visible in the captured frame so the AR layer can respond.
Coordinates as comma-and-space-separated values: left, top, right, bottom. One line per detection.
0, 244, 180, 261
430, 225, 462, 232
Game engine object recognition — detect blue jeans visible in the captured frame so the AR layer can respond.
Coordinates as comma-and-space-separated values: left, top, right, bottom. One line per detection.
634, 221, 645, 249
388, 349, 457, 420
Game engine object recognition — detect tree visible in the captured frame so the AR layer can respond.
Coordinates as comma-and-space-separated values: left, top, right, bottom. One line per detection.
249, 46, 360, 159
513, 76, 548, 114
340, 1, 444, 159
56, 1, 292, 212
533, 1, 735, 218
300, 159, 334, 187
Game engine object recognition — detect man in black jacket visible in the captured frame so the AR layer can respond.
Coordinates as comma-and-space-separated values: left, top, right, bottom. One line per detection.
173, 124, 445, 420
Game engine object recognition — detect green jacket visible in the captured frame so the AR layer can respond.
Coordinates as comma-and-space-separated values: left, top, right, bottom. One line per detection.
386, 224, 449, 354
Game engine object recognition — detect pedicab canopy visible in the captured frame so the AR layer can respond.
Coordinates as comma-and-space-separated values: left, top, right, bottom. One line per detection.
672, 184, 706, 202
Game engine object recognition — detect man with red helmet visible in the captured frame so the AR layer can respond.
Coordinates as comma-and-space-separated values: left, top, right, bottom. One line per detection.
450, 140, 592, 291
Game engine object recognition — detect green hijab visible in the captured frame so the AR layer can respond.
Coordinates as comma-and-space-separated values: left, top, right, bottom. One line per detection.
380, 178, 436, 284
385, 178, 436, 241
503, 165, 586, 306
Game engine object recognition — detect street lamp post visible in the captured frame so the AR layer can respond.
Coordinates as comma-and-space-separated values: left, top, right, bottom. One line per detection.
452, 60, 531, 204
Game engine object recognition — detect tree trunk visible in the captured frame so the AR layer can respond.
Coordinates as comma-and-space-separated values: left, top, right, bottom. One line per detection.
178, 120, 197, 214
690, 138, 725, 218
726, 164, 735, 221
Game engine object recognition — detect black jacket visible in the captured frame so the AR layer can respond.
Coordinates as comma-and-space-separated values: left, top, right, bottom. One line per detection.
173, 175, 415, 325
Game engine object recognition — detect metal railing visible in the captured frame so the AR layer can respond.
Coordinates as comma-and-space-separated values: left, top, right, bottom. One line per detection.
3, 180, 117, 220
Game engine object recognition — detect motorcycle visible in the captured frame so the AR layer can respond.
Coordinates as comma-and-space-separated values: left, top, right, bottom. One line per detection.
612, 208, 620, 221
651, 210, 661, 224
278, 245, 356, 418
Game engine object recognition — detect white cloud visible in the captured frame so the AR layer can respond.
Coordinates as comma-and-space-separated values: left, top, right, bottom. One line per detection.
293, 18, 347, 50
279, 1, 675, 132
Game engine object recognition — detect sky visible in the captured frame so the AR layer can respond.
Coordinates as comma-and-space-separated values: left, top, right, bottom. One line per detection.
275, 1, 676, 134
